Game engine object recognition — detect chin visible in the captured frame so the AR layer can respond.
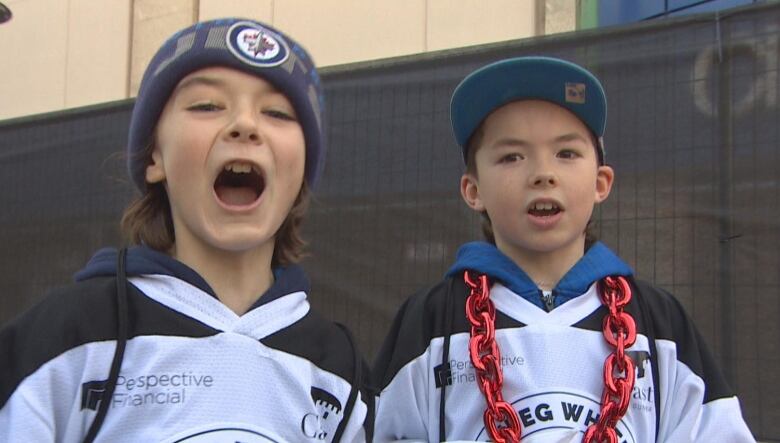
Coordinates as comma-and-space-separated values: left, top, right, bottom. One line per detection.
506, 233, 580, 253
532, 238, 586, 254
205, 229, 277, 253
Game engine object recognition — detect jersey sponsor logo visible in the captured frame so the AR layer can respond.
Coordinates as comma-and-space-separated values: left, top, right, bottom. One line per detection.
301, 386, 343, 440
81, 379, 109, 411
161, 423, 284, 443
80, 371, 216, 411
112, 371, 213, 408
631, 385, 655, 413
627, 350, 650, 378
81, 372, 214, 411
434, 355, 525, 388
227, 21, 289, 67
433, 362, 452, 388
626, 350, 655, 412
474, 391, 638, 443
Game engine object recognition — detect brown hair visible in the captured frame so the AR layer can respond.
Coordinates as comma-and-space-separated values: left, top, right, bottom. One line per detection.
120, 143, 310, 267
463, 122, 598, 250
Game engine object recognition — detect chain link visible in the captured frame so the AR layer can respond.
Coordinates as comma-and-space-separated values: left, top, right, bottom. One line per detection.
584, 276, 637, 443
464, 273, 637, 443
464, 271, 522, 443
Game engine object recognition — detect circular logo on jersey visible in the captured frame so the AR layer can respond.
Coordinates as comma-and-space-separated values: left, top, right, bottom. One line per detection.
163, 424, 283, 443
473, 391, 638, 443
227, 21, 289, 67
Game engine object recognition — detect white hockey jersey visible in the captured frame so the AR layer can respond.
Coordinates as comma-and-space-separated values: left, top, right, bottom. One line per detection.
373, 242, 754, 442
0, 246, 373, 442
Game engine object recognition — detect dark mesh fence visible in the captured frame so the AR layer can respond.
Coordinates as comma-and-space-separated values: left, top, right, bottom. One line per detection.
1, 3, 779, 439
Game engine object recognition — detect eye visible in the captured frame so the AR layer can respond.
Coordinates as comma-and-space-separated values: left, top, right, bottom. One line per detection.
186, 102, 223, 112
557, 149, 581, 159
263, 109, 297, 122
498, 153, 523, 164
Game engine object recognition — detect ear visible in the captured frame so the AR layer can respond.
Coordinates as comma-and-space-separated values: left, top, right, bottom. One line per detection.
460, 173, 485, 212
145, 145, 166, 184
594, 165, 614, 203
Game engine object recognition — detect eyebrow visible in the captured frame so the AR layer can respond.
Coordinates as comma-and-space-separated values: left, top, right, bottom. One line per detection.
488, 138, 532, 149
553, 133, 590, 144
489, 132, 590, 148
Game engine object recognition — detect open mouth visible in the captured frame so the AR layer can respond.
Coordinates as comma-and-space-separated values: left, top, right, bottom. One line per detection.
528, 201, 562, 217
213, 161, 265, 207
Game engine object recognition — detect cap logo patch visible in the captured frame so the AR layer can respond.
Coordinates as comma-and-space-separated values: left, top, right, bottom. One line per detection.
227, 21, 289, 67
565, 82, 586, 104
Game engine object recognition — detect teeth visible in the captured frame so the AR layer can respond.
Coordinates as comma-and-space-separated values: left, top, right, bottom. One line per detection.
224, 162, 253, 174
533, 202, 557, 210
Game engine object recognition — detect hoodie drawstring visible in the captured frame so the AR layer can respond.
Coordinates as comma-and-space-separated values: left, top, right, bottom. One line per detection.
332, 323, 362, 442
438, 277, 457, 442
633, 278, 661, 442
83, 248, 129, 443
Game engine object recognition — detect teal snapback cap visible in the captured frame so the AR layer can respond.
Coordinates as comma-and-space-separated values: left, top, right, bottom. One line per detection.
450, 56, 607, 164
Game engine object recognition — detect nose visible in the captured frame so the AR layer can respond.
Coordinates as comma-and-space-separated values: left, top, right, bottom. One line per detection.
529, 159, 558, 188
223, 108, 261, 144
532, 172, 557, 187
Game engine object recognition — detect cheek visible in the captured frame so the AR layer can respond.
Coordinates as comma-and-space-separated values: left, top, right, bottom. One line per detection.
480, 182, 519, 220
160, 133, 209, 178
278, 138, 306, 178
484, 173, 521, 202
164, 154, 199, 183
570, 177, 600, 214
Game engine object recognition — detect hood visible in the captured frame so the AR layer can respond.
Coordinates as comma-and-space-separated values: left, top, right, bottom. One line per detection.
446, 241, 632, 310
74, 246, 310, 309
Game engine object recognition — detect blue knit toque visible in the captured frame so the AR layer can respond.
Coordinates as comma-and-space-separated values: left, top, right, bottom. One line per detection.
128, 18, 325, 190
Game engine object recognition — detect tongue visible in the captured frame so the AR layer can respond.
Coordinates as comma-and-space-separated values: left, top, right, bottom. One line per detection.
215, 186, 257, 206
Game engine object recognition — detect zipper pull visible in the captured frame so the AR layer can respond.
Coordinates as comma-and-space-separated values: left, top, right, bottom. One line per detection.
541, 290, 555, 312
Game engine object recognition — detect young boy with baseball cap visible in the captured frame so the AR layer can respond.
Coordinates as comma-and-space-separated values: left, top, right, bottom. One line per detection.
373, 56, 753, 442
0, 18, 372, 442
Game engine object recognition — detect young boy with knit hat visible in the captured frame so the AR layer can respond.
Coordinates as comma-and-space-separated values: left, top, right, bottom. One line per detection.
373, 56, 753, 442
0, 18, 372, 442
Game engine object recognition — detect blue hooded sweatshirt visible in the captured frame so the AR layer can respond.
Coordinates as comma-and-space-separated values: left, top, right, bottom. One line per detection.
446, 241, 632, 310
74, 246, 309, 309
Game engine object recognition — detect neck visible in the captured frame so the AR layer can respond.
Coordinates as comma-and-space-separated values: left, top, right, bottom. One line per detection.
170, 240, 275, 315
495, 237, 586, 292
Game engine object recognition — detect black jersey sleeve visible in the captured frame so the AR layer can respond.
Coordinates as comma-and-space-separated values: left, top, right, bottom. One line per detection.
633, 280, 755, 442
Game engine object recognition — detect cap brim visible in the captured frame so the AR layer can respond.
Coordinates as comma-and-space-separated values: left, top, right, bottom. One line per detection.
450, 56, 606, 160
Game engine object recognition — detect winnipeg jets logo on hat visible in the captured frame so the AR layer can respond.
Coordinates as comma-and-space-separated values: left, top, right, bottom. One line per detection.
227, 21, 289, 67
565, 82, 586, 104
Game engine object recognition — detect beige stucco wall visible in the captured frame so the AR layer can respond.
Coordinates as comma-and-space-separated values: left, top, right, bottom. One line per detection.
274, 0, 429, 68
427, 0, 540, 51
0, 0, 577, 120
0, 0, 131, 119
129, 0, 196, 97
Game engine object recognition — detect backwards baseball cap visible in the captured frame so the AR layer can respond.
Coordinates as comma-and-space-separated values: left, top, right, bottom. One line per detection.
128, 18, 325, 191
450, 56, 607, 164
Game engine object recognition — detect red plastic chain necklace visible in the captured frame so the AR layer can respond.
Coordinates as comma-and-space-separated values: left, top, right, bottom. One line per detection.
464, 271, 637, 443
